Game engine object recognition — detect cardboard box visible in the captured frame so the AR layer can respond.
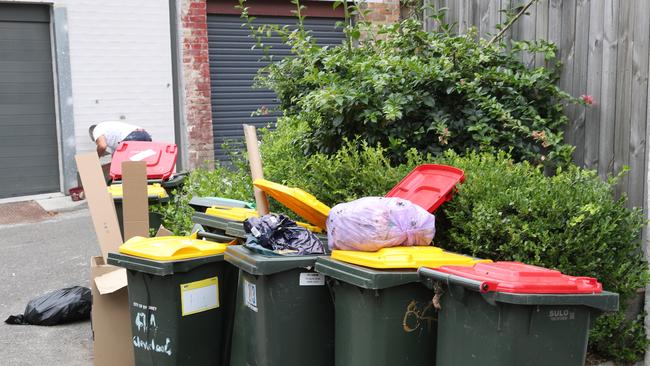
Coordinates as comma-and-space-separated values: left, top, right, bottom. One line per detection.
76, 153, 149, 366
90, 257, 133, 366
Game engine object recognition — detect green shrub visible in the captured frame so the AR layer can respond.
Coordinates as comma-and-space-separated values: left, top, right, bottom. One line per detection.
259, 116, 428, 206
434, 151, 648, 363
257, 12, 580, 167
155, 119, 428, 233
152, 161, 253, 235
589, 312, 648, 364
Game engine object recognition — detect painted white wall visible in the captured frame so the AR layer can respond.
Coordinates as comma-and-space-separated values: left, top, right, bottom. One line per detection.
9, 0, 175, 155
63, 0, 174, 153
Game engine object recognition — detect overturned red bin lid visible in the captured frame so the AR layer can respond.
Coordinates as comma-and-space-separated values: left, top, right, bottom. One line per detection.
386, 164, 465, 213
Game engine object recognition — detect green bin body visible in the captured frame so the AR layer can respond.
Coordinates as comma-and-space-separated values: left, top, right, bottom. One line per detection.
314, 257, 436, 366
107, 252, 238, 366
418, 267, 619, 366
192, 212, 243, 239
160, 173, 187, 198
225, 245, 334, 366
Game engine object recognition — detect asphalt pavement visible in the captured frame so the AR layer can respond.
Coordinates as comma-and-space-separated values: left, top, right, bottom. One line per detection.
0, 208, 98, 366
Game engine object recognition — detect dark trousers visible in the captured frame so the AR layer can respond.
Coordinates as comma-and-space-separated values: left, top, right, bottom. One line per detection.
122, 130, 152, 142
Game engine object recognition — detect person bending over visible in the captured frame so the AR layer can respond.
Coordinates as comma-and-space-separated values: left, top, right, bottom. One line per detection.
89, 121, 152, 156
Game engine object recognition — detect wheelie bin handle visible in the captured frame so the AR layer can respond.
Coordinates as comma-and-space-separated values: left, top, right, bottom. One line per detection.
418, 267, 494, 293
195, 230, 238, 244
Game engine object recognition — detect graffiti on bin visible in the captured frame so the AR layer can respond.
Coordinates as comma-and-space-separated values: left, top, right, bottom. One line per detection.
132, 302, 173, 357
402, 300, 435, 334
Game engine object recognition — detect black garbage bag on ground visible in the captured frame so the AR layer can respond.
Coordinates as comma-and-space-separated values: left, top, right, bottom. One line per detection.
5, 286, 91, 326
243, 214, 324, 255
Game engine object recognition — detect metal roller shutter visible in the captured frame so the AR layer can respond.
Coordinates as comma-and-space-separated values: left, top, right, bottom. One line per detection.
0, 4, 59, 198
207, 14, 344, 163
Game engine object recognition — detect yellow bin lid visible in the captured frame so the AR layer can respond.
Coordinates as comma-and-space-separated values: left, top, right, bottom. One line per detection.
331, 246, 491, 269
204, 206, 323, 233
205, 206, 259, 222
108, 183, 168, 199
254, 179, 330, 230
119, 236, 228, 261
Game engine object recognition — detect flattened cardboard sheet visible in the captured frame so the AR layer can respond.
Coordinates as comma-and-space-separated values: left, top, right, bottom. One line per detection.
155, 225, 174, 237
75, 153, 122, 259
94, 267, 128, 295
121, 161, 149, 240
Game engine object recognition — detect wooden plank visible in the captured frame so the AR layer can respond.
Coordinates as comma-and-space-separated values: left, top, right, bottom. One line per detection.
424, 0, 446, 32
486, 0, 501, 38
500, 0, 513, 47
534, 0, 549, 67
469, 0, 479, 38
509, 0, 524, 56
613, 0, 633, 199
423, 0, 434, 32
598, 0, 620, 180
457, 0, 469, 34
446, 0, 458, 33
627, 0, 650, 209
559, 0, 576, 152
478, 0, 491, 38
584, 0, 604, 170
465, 0, 473, 34
520, 0, 537, 66
423, 0, 432, 32
547, 0, 562, 53
569, 0, 591, 166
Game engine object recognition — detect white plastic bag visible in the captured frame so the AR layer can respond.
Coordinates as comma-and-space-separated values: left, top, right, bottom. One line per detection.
326, 197, 435, 251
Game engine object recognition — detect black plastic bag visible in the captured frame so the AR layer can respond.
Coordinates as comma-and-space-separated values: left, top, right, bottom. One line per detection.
5, 286, 91, 326
243, 214, 324, 255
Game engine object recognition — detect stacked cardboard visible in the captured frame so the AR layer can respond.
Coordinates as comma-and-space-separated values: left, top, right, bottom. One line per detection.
76, 152, 153, 366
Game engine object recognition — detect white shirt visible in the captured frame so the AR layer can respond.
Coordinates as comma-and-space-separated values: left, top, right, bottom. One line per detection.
92, 121, 141, 151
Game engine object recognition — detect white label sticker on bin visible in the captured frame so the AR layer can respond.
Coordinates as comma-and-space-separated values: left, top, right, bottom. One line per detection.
180, 276, 219, 316
129, 149, 157, 161
244, 280, 258, 312
299, 273, 325, 286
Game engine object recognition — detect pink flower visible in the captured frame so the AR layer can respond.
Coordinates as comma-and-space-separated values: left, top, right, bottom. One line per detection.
581, 95, 593, 105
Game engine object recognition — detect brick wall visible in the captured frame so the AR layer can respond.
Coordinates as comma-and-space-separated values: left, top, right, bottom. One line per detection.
365, 0, 401, 25
181, 0, 214, 168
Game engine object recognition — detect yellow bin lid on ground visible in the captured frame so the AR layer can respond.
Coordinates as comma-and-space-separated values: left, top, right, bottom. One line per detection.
108, 183, 168, 199
204, 205, 323, 233
119, 236, 228, 261
253, 179, 330, 230
331, 246, 492, 269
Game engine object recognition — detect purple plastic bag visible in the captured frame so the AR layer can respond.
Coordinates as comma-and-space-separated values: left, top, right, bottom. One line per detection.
326, 197, 436, 251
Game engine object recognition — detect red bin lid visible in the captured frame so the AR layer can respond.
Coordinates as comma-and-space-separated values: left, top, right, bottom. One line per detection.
436, 262, 603, 294
110, 141, 178, 181
385, 164, 465, 213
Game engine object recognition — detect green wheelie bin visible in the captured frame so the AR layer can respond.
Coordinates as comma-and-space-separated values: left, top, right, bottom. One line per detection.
418, 261, 619, 366
107, 236, 239, 366
314, 246, 489, 366
225, 245, 334, 366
